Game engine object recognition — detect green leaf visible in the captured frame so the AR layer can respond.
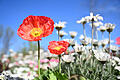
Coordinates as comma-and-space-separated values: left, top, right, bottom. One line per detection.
34, 77, 39, 80
49, 72, 57, 80
53, 71, 68, 80
80, 76, 86, 80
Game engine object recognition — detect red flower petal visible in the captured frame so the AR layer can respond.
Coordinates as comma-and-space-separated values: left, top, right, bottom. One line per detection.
48, 41, 69, 55
116, 37, 120, 45
17, 15, 54, 41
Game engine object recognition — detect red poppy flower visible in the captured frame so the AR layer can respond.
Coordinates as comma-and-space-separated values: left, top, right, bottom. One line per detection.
17, 15, 54, 41
116, 37, 120, 45
48, 41, 69, 55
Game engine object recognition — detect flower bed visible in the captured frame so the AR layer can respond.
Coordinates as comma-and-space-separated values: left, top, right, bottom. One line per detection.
0, 13, 120, 80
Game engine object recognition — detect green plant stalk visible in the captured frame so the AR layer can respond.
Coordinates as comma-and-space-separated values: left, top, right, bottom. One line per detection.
91, 20, 94, 51
58, 30, 60, 41
38, 40, 41, 79
67, 64, 70, 79
59, 55, 61, 73
58, 30, 61, 73
109, 32, 111, 58
83, 24, 86, 39
91, 20, 95, 73
108, 32, 113, 77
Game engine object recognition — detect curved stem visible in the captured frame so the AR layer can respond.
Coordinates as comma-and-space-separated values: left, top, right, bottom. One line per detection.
38, 41, 41, 79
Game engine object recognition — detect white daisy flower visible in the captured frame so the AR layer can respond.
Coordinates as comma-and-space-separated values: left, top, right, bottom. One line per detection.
62, 55, 75, 63
73, 44, 85, 54
110, 45, 119, 52
54, 21, 67, 30
79, 35, 84, 40
105, 23, 115, 33
90, 21, 103, 27
97, 26, 106, 32
94, 50, 110, 62
100, 39, 109, 47
85, 12, 103, 22
69, 31, 77, 38
115, 66, 120, 71
76, 17, 87, 24
57, 30, 68, 38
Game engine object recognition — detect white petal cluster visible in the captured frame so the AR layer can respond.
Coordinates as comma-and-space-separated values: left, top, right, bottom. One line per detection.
105, 23, 115, 29
49, 61, 59, 69
76, 17, 88, 24
57, 30, 68, 36
69, 31, 77, 37
63, 39, 76, 46
73, 44, 85, 53
54, 21, 67, 28
79, 35, 84, 40
115, 66, 120, 71
62, 55, 75, 63
97, 26, 106, 32
94, 50, 110, 61
90, 21, 103, 27
110, 45, 119, 52
85, 12, 103, 22
112, 56, 120, 62
100, 39, 109, 47
105, 23, 115, 32
80, 37, 92, 45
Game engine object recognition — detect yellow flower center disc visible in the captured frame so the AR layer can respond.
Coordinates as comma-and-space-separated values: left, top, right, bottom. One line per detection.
31, 28, 43, 37
54, 46, 63, 50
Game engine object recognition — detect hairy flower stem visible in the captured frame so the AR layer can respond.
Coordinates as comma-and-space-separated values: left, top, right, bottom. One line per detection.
109, 32, 111, 58
58, 30, 61, 73
91, 20, 94, 51
109, 32, 113, 77
91, 20, 95, 72
59, 55, 61, 73
67, 64, 70, 79
83, 24, 86, 39
38, 40, 41, 79
58, 30, 60, 41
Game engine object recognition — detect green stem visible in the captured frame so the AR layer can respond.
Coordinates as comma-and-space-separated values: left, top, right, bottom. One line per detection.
91, 21, 94, 51
91, 20, 94, 65
109, 32, 111, 58
58, 30, 60, 41
67, 64, 70, 79
59, 55, 61, 73
38, 41, 41, 79
58, 30, 61, 73
83, 24, 86, 39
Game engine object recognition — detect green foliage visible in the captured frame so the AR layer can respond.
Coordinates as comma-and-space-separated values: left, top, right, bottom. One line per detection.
49, 72, 57, 80
79, 76, 86, 80
34, 68, 68, 80
61, 54, 118, 80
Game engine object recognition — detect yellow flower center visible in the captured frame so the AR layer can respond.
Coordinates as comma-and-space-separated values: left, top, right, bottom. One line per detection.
54, 46, 63, 50
31, 28, 43, 37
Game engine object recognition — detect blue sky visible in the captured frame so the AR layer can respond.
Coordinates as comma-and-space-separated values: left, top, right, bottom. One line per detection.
0, 0, 120, 51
